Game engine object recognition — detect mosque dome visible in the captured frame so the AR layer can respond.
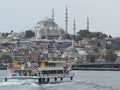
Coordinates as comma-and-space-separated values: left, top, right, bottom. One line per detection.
43, 17, 52, 22
62, 45, 80, 58
32, 17, 65, 39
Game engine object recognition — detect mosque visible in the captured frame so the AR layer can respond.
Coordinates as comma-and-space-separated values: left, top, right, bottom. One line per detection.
32, 8, 68, 40
31, 6, 89, 41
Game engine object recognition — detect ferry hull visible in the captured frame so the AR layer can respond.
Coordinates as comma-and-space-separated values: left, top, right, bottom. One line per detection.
5, 75, 74, 84
36, 75, 74, 84
5, 77, 39, 83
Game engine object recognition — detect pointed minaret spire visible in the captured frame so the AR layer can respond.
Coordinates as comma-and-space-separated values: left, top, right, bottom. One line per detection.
73, 19, 76, 41
52, 8, 54, 23
87, 16, 89, 31
65, 6, 68, 34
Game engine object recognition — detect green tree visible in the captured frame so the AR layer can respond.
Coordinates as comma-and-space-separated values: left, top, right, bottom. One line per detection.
64, 33, 71, 40
96, 32, 107, 39
77, 29, 90, 39
109, 35, 113, 38
86, 54, 96, 63
2, 33, 9, 37
106, 43, 118, 50
77, 30, 108, 40
25, 30, 35, 38
0, 55, 13, 63
104, 49, 117, 62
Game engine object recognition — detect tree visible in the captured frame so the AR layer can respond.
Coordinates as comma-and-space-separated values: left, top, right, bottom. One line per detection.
96, 32, 107, 39
2, 33, 9, 37
109, 35, 113, 38
25, 30, 35, 38
77, 29, 90, 39
104, 49, 117, 62
86, 54, 96, 63
0, 55, 13, 63
64, 33, 71, 40
106, 43, 118, 50
77, 30, 108, 40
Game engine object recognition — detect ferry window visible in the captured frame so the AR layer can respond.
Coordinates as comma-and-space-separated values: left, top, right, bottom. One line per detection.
47, 70, 56, 74
51, 71, 53, 74
42, 71, 47, 74
47, 71, 51, 74
48, 63, 56, 67
54, 70, 56, 74
34, 74, 37, 76
61, 70, 63, 74
48, 63, 50, 67
58, 70, 63, 74
51, 70, 56, 74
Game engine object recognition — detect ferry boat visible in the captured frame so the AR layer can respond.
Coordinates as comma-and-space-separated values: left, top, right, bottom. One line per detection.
5, 61, 39, 83
5, 60, 74, 84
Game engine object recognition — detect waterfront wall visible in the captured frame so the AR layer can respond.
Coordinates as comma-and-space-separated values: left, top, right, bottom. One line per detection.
72, 63, 120, 71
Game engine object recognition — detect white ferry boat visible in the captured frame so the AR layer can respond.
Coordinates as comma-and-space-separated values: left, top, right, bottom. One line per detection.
5, 60, 74, 84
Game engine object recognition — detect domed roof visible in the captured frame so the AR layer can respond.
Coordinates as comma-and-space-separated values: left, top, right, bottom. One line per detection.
32, 17, 66, 39
42, 17, 52, 23
62, 46, 80, 58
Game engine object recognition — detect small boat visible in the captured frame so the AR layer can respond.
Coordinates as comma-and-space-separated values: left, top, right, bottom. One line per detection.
5, 60, 74, 84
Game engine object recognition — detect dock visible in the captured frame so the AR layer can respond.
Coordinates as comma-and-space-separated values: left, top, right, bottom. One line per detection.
72, 63, 120, 71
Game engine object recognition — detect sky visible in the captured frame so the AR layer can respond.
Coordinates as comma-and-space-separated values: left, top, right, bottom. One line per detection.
0, 0, 120, 37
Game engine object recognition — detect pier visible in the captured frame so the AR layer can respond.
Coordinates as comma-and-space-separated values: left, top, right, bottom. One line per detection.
72, 63, 120, 71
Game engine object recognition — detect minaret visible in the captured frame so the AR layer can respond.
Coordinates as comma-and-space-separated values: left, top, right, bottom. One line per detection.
65, 6, 68, 34
52, 9, 54, 23
87, 16, 89, 31
73, 19, 76, 41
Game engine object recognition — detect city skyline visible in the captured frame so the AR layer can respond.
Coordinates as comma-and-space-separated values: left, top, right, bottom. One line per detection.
0, 0, 120, 37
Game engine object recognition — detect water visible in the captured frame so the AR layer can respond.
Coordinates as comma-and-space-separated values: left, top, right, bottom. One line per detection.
0, 70, 120, 90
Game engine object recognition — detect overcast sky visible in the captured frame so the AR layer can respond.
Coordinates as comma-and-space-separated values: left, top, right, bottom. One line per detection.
0, 0, 120, 37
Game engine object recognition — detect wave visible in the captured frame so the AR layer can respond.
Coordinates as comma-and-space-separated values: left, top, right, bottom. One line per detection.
0, 82, 39, 87
0, 82, 20, 86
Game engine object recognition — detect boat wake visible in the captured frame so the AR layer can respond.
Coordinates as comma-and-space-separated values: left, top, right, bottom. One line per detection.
0, 82, 39, 87
0, 81, 65, 87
